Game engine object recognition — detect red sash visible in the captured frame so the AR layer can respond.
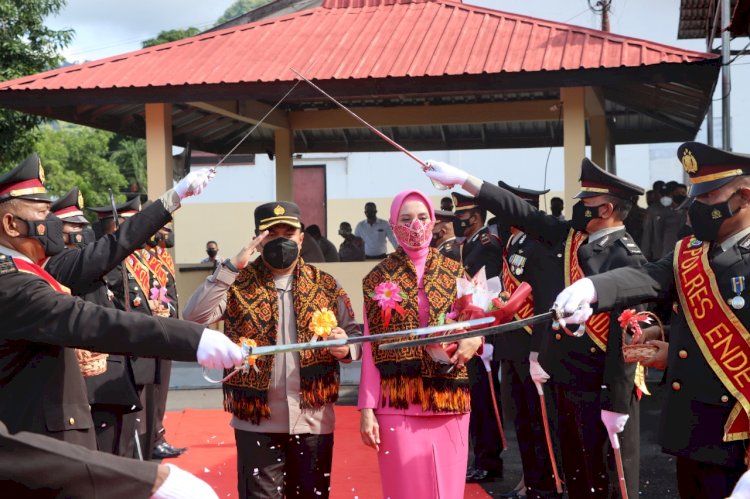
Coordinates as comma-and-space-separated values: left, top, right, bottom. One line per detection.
155, 247, 175, 276
501, 241, 534, 334
674, 236, 750, 442
140, 249, 168, 289
125, 252, 152, 295
564, 229, 610, 351
15, 258, 70, 295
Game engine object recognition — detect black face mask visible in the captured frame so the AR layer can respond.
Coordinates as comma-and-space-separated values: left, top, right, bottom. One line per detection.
16, 213, 65, 256
66, 227, 95, 248
206, 248, 218, 258
672, 194, 687, 206
146, 233, 161, 248
453, 217, 471, 238
688, 193, 737, 242
338, 229, 352, 238
570, 201, 604, 233
262, 237, 299, 270
162, 232, 175, 248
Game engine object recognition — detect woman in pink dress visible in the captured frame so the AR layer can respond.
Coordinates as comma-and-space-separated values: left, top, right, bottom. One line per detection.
358, 189, 482, 498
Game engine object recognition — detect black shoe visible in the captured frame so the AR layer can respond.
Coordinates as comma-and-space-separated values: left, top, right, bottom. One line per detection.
498, 489, 524, 498
466, 467, 479, 481
467, 468, 501, 483
152, 442, 183, 459
162, 441, 188, 454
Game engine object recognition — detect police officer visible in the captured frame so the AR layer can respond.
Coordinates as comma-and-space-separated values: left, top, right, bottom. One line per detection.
555, 142, 750, 498
423, 157, 646, 498
451, 192, 505, 482
494, 181, 562, 499
0, 154, 242, 450
432, 209, 460, 262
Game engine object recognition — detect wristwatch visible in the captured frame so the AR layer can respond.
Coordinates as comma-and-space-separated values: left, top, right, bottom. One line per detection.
222, 258, 238, 273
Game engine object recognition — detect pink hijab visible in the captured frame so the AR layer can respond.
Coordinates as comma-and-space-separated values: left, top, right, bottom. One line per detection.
389, 189, 435, 265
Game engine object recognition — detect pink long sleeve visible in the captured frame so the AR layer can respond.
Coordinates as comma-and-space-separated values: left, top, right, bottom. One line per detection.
357, 310, 381, 410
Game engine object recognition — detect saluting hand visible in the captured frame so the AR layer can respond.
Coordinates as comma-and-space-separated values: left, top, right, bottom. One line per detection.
327, 327, 350, 360
232, 231, 269, 269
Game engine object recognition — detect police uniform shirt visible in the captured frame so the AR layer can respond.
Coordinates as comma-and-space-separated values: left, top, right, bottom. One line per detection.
437, 237, 461, 262
460, 226, 503, 278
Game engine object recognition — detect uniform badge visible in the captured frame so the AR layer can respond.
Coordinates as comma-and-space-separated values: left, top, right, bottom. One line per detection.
0, 254, 18, 275
682, 149, 698, 173
38, 161, 45, 184
274, 205, 285, 215
689, 238, 703, 248
77, 190, 84, 209
480, 233, 491, 245
729, 276, 745, 310
36, 223, 46, 235
133, 296, 142, 307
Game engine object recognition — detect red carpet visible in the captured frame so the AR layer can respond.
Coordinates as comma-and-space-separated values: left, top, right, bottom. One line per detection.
164, 407, 490, 498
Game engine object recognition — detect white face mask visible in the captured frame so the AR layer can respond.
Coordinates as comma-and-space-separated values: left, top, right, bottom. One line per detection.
660, 196, 673, 207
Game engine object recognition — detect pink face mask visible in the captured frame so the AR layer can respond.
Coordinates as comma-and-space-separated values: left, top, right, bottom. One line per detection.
392, 218, 435, 249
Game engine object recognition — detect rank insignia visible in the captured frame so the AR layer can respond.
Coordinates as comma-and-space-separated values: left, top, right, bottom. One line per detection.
689, 238, 703, 248
711, 209, 722, 220
681, 149, 698, 174
0, 254, 17, 275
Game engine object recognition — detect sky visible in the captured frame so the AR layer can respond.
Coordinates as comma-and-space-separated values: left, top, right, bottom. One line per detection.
43, 0, 750, 195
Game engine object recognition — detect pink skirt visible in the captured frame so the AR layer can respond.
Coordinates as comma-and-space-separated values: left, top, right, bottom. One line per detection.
375, 412, 470, 499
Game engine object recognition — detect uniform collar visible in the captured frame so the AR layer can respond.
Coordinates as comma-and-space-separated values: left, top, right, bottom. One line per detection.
720, 226, 750, 252
0, 243, 33, 263
437, 237, 456, 250
587, 225, 623, 244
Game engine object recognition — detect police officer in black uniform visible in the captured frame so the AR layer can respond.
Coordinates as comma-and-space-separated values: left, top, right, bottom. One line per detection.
451, 192, 506, 482
494, 181, 563, 499
556, 142, 750, 498
424, 157, 646, 498
0, 154, 241, 451
432, 209, 460, 262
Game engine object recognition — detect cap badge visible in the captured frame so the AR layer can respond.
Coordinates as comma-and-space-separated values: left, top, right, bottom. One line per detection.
77, 191, 84, 208
273, 205, 285, 216
38, 161, 46, 184
682, 149, 698, 174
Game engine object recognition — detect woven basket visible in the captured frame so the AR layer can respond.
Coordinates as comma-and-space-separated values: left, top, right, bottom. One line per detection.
75, 349, 108, 377
621, 311, 665, 364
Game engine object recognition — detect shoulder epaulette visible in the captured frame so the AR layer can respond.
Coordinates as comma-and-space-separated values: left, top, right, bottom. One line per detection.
618, 234, 642, 255
0, 254, 18, 275
739, 234, 750, 250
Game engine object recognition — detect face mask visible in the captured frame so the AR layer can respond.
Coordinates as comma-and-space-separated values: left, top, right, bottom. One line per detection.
672, 194, 687, 206
146, 233, 161, 248
392, 218, 434, 249
688, 193, 737, 242
262, 237, 299, 269
338, 229, 351, 238
570, 201, 603, 233
66, 227, 95, 248
660, 196, 673, 207
162, 232, 175, 248
453, 217, 471, 238
15, 213, 65, 256
206, 248, 218, 258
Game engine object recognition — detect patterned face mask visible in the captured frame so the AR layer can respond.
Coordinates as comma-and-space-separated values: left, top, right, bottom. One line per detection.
392, 218, 435, 249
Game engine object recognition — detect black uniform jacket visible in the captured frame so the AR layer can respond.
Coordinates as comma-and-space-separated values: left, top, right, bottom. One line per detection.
44, 201, 172, 408
494, 232, 561, 363
461, 225, 503, 279
476, 181, 645, 412
0, 265, 203, 450
591, 234, 750, 467
0, 421, 155, 498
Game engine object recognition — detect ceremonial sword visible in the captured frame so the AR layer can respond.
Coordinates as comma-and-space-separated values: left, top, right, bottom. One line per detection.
202, 316, 496, 384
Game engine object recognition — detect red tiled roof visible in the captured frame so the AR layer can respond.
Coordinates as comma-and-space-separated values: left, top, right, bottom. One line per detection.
0, 0, 715, 92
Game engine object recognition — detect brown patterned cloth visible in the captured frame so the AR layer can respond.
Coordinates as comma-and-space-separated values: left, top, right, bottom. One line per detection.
223, 258, 345, 424
363, 247, 469, 412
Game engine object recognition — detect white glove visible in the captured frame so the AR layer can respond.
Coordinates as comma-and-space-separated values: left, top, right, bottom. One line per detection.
196, 328, 243, 369
175, 168, 215, 200
479, 343, 494, 372
151, 464, 218, 499
423, 160, 469, 188
730, 470, 750, 498
529, 352, 550, 385
553, 278, 597, 325
601, 409, 629, 436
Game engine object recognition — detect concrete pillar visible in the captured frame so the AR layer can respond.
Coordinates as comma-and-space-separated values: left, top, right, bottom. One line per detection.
274, 128, 294, 201
145, 103, 174, 200
590, 115, 608, 170
561, 87, 586, 219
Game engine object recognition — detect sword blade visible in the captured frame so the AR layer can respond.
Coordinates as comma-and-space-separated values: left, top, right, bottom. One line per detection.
248, 316, 495, 357
378, 311, 557, 350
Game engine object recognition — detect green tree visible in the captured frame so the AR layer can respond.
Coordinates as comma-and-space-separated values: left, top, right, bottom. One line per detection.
216, 0, 273, 25
110, 137, 147, 193
35, 123, 128, 208
0, 0, 73, 169
142, 27, 200, 48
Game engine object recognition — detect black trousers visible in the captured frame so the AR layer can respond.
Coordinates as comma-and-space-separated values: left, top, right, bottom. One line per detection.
153, 359, 172, 447
553, 383, 640, 499
468, 357, 504, 472
501, 359, 562, 498
235, 430, 334, 499
136, 384, 158, 459
92, 404, 137, 456
676, 456, 744, 499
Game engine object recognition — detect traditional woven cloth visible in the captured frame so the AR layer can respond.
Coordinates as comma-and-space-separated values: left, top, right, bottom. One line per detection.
223, 257, 345, 423
364, 247, 468, 412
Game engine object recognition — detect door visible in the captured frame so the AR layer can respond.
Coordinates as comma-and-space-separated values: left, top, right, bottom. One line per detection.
293, 164, 327, 237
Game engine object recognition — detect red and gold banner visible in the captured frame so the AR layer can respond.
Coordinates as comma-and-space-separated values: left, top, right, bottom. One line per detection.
155, 246, 175, 276
16, 258, 70, 294
140, 249, 168, 289
501, 247, 534, 334
674, 236, 750, 442
564, 229, 610, 351
125, 252, 151, 295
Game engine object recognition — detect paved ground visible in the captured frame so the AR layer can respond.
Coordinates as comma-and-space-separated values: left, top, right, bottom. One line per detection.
167, 377, 678, 497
